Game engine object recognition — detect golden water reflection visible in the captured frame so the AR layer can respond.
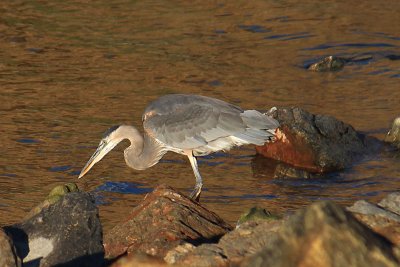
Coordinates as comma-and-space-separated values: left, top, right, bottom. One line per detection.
0, 0, 399, 232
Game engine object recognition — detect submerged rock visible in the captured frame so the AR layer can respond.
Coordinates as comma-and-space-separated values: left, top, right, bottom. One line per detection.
104, 184, 232, 259
256, 107, 367, 173
0, 229, 21, 267
308, 56, 346, 71
4, 192, 104, 267
307, 55, 373, 72
385, 117, 400, 148
242, 201, 400, 267
251, 155, 321, 179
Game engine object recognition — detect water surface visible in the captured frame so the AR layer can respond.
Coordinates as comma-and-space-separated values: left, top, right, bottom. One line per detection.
1, 0, 400, 232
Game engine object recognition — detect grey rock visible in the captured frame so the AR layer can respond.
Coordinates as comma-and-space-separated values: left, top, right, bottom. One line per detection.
347, 200, 400, 222
379, 192, 400, 216
4, 192, 104, 267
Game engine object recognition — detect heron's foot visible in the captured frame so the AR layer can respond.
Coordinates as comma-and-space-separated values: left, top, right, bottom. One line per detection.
189, 184, 202, 202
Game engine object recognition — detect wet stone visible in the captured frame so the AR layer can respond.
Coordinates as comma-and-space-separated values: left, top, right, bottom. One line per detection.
308, 56, 346, 71
251, 156, 321, 179
256, 107, 367, 173
104, 184, 232, 259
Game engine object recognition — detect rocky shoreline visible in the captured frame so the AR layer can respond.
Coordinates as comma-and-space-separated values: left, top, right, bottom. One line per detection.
2, 185, 400, 267
1, 109, 399, 267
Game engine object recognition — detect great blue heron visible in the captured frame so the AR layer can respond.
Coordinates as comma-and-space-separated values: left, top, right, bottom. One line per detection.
78, 94, 279, 200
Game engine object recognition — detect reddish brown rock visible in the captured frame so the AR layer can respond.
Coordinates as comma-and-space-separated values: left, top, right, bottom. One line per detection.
256, 107, 367, 173
352, 213, 400, 246
348, 193, 400, 245
104, 184, 232, 259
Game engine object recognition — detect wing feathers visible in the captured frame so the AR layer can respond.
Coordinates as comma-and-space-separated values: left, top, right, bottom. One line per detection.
143, 95, 279, 153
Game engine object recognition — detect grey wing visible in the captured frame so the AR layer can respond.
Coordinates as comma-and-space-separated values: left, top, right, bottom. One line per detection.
143, 103, 246, 150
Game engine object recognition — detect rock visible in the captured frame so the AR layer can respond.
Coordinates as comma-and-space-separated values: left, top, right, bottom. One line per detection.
111, 253, 169, 267
166, 243, 228, 267
348, 195, 400, 245
242, 201, 400, 267
308, 56, 346, 71
236, 207, 279, 226
385, 117, 400, 148
347, 200, 400, 222
256, 107, 367, 173
4, 192, 104, 267
251, 155, 321, 179
168, 219, 283, 266
23, 182, 80, 220
164, 243, 197, 265
217, 220, 282, 265
0, 228, 22, 267
307, 55, 373, 72
379, 192, 400, 215
104, 184, 232, 259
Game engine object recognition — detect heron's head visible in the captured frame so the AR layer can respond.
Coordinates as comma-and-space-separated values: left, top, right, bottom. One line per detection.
78, 125, 124, 179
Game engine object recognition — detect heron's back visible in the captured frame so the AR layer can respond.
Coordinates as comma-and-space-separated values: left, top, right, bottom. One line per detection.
142, 94, 279, 156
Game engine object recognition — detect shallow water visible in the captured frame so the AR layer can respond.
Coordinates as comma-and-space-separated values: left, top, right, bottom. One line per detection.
0, 0, 399, 232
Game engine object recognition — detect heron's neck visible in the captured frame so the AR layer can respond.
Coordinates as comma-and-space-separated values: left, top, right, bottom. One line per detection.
124, 131, 166, 170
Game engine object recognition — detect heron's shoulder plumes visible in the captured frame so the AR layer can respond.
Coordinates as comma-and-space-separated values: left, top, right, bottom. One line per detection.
102, 125, 121, 139
103, 125, 142, 142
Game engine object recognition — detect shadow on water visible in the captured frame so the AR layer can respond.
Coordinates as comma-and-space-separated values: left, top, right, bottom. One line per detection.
91, 181, 153, 205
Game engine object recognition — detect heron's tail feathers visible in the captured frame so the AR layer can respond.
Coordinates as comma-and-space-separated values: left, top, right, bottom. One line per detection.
241, 110, 279, 129
234, 110, 279, 145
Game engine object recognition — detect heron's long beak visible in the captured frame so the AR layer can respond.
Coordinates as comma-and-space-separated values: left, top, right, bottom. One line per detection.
78, 140, 118, 179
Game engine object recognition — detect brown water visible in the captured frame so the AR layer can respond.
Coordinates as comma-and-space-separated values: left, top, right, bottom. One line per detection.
1, 0, 400, 232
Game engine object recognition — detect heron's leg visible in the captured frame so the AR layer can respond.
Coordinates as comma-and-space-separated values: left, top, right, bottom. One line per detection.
187, 154, 202, 201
